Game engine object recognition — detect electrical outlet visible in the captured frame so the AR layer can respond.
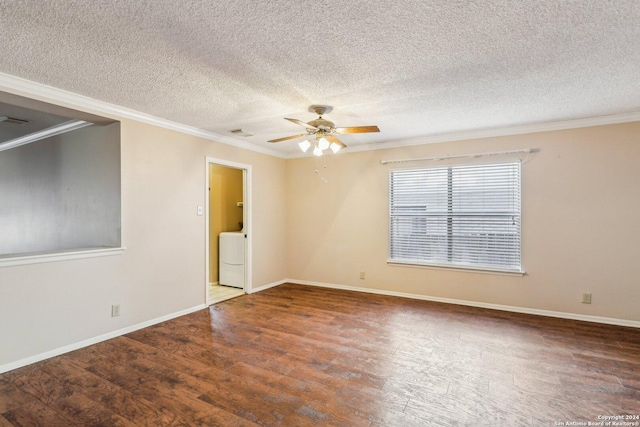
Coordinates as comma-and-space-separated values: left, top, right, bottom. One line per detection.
582, 293, 592, 304
197, 206, 203, 216
111, 304, 121, 317
359, 271, 365, 280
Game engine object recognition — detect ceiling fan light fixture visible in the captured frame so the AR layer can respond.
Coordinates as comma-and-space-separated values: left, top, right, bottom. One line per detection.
298, 140, 311, 152
317, 137, 330, 150
268, 105, 380, 158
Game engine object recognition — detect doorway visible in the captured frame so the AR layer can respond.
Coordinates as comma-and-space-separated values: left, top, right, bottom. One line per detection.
205, 158, 251, 305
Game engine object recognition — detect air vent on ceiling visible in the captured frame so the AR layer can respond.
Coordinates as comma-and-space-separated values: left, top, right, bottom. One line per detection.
0, 116, 30, 125
229, 129, 254, 137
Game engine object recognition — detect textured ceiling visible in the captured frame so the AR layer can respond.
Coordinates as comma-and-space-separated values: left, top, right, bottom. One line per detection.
1, 1, 639, 155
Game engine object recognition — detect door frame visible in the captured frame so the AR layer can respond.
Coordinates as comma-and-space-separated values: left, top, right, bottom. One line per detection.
205, 157, 252, 305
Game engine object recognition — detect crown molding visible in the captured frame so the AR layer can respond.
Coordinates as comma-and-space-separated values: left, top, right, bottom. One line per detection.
285, 110, 640, 159
0, 72, 287, 159
3, 71, 639, 160
340, 111, 640, 155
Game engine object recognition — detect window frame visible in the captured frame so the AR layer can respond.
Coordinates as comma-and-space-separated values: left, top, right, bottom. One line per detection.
388, 161, 524, 275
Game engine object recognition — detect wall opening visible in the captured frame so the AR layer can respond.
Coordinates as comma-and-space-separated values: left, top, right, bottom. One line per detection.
0, 92, 122, 265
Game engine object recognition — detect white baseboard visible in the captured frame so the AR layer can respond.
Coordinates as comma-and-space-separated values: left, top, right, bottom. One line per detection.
5, 279, 636, 374
0, 304, 207, 374
287, 279, 640, 329
249, 279, 288, 294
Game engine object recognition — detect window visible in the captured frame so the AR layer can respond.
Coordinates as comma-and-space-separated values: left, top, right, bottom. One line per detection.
389, 162, 521, 273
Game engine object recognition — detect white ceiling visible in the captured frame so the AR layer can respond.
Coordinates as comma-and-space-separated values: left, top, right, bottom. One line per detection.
1, 1, 639, 156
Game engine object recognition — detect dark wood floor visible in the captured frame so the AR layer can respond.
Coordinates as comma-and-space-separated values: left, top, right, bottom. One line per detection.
1, 283, 639, 426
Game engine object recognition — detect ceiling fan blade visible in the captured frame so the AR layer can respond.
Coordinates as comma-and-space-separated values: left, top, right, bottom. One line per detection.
326, 135, 346, 148
334, 125, 380, 134
285, 118, 318, 130
268, 134, 307, 143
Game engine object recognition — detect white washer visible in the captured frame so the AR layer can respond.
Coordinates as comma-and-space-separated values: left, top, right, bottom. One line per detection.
219, 232, 245, 288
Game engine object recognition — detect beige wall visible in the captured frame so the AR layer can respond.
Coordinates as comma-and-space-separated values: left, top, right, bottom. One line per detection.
0, 117, 287, 367
208, 164, 244, 283
286, 122, 640, 322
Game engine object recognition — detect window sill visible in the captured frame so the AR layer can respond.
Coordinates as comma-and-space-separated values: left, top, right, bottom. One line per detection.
0, 247, 126, 268
387, 260, 525, 277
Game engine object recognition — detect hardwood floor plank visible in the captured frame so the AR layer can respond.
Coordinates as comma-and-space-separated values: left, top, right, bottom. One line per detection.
196, 410, 261, 427
225, 361, 379, 425
616, 375, 640, 391
304, 330, 398, 356
382, 376, 449, 401
513, 373, 624, 412
487, 380, 597, 422
370, 409, 457, 427
98, 388, 197, 426
10, 369, 77, 406
573, 346, 640, 365
571, 352, 640, 391
2, 399, 82, 427
282, 353, 388, 390
113, 337, 214, 376
617, 340, 640, 351
620, 388, 640, 412
39, 356, 124, 400
0, 384, 36, 413
198, 379, 367, 427
199, 364, 360, 426
52, 393, 136, 426
2, 283, 640, 425
85, 360, 150, 390
132, 380, 240, 423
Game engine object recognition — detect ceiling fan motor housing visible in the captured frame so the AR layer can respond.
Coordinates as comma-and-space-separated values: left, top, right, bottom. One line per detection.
267, 104, 379, 146
307, 118, 335, 132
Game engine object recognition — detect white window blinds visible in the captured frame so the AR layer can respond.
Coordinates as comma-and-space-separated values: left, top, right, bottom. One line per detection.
389, 162, 521, 273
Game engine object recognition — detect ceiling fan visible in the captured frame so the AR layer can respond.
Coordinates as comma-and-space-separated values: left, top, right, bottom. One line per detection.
268, 105, 379, 155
